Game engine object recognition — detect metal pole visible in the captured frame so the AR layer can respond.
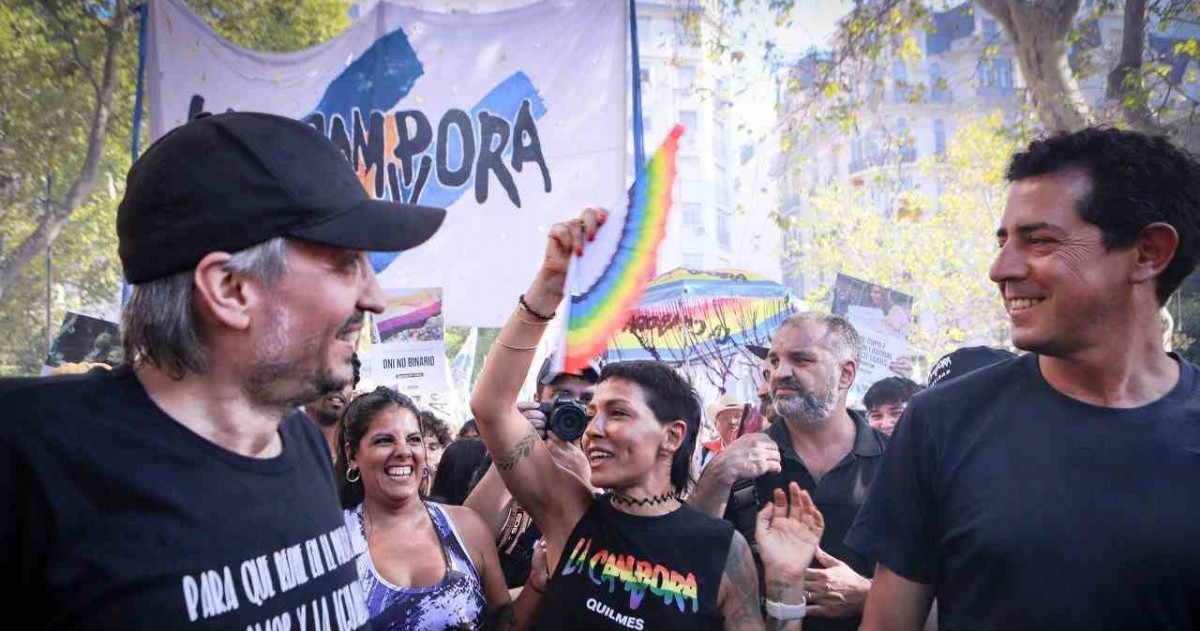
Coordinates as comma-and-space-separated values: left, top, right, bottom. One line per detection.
45, 174, 54, 357
629, 0, 646, 173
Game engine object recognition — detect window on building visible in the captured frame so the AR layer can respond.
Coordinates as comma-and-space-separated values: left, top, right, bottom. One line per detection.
682, 202, 703, 226
713, 119, 727, 164
982, 58, 1014, 89
867, 68, 885, 104
681, 252, 705, 270
896, 118, 915, 162
637, 17, 655, 49
892, 60, 908, 103
678, 65, 697, 92
680, 156, 701, 181
717, 209, 732, 250
982, 19, 998, 39
929, 62, 950, 103
997, 58, 1013, 88
867, 126, 886, 166
680, 110, 699, 151
934, 119, 946, 155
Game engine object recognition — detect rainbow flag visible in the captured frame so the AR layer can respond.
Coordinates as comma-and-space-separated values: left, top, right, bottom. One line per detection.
561, 125, 683, 373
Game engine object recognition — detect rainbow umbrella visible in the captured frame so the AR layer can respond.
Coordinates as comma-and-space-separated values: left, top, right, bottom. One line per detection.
603, 268, 796, 365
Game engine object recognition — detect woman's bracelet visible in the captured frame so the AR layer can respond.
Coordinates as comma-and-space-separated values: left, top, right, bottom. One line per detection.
514, 310, 550, 326
518, 294, 555, 321
495, 339, 539, 351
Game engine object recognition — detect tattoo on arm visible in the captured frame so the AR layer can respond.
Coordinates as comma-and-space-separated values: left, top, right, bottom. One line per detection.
721, 533, 765, 631
481, 602, 517, 631
766, 580, 790, 601
764, 579, 804, 631
497, 433, 536, 472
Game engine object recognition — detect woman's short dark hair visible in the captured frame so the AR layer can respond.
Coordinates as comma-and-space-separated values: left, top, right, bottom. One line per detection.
334, 386, 421, 509
429, 438, 488, 505
599, 360, 701, 494
418, 410, 453, 447
457, 419, 478, 438
1006, 127, 1200, 304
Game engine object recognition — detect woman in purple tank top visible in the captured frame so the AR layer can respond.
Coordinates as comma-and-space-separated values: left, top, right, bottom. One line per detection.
336, 387, 547, 630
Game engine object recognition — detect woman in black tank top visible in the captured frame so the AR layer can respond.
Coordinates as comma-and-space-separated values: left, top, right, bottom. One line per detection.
471, 210, 825, 630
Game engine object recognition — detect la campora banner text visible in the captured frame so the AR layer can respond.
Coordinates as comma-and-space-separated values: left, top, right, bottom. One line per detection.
146, 0, 627, 326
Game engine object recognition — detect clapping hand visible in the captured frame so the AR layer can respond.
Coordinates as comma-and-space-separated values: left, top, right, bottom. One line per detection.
755, 482, 824, 582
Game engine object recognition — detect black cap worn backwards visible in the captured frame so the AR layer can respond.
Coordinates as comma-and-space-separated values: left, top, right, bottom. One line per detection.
117, 112, 447, 284
537, 356, 601, 386
746, 344, 769, 360
926, 345, 1017, 387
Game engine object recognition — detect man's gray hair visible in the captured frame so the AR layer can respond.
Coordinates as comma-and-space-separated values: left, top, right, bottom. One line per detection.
120, 237, 289, 378
777, 312, 862, 365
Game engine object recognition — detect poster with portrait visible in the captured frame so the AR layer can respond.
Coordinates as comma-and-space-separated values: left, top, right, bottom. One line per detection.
830, 274, 916, 405
42, 312, 123, 375
370, 288, 447, 395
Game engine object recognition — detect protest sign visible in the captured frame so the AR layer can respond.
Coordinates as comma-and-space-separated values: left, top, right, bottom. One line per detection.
42, 312, 122, 375
371, 288, 447, 395
831, 274, 916, 404
146, 0, 627, 327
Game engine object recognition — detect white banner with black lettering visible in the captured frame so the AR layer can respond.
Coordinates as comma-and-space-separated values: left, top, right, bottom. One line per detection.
146, 0, 628, 326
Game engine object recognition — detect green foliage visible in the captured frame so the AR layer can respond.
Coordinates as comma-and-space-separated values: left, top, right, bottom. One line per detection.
784, 114, 1027, 370
1172, 274, 1200, 364
0, 0, 349, 375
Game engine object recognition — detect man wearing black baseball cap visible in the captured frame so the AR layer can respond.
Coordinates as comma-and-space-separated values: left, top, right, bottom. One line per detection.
0, 112, 444, 629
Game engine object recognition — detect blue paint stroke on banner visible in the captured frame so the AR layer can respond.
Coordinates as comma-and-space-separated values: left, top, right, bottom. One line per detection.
314, 27, 424, 125
309, 28, 549, 274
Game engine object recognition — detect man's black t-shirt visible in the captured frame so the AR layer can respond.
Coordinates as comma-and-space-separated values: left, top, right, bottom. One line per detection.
846, 353, 1200, 631
535, 495, 734, 631
723, 409, 887, 631
0, 367, 369, 630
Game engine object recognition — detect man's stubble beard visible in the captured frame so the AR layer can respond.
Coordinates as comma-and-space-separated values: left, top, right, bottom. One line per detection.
770, 369, 840, 429
245, 297, 347, 410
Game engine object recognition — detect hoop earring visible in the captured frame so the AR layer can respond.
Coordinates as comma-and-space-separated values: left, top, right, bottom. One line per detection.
423, 465, 433, 480
346, 465, 361, 484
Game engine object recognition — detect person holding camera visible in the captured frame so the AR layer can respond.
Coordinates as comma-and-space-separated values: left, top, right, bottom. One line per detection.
470, 209, 825, 630
465, 357, 597, 590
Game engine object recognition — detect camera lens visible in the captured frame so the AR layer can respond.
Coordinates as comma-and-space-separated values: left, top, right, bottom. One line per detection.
549, 405, 588, 442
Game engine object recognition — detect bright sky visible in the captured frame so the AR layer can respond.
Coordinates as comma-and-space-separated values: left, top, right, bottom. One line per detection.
730, 0, 852, 148
774, 0, 853, 53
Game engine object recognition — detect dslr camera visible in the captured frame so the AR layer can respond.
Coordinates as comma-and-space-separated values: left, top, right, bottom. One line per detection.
538, 393, 589, 442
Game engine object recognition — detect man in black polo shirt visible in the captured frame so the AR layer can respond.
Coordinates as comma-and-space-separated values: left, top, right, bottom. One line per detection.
690, 312, 887, 631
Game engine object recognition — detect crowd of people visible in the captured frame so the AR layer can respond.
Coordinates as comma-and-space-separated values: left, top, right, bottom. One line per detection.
2, 111, 1198, 631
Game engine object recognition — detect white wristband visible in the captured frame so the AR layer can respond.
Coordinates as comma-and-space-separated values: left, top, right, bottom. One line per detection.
764, 596, 807, 620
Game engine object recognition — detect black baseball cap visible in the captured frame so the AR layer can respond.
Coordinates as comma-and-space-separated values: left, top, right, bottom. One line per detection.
926, 346, 1017, 387
117, 112, 446, 283
746, 344, 769, 360
536, 356, 601, 386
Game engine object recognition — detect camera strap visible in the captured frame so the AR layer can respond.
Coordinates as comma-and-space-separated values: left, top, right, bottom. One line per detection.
729, 479, 761, 552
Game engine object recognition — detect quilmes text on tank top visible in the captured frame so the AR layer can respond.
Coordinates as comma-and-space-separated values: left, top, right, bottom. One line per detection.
534, 495, 735, 631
